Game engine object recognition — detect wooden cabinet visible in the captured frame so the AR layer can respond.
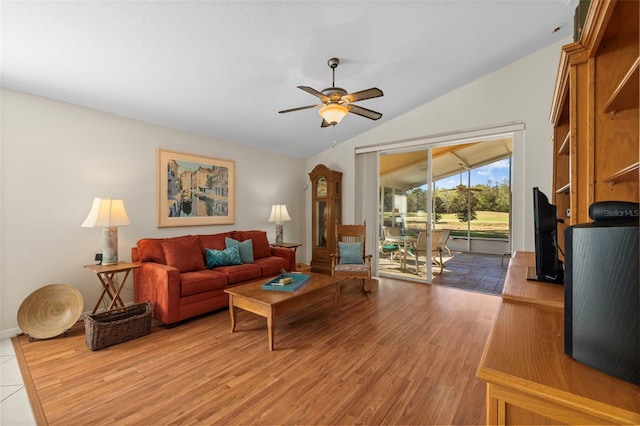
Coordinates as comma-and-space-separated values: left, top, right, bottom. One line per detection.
309, 164, 342, 275
477, 252, 640, 425
550, 0, 639, 254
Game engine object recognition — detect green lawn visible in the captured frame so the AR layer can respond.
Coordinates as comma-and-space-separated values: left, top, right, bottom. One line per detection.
403, 211, 509, 239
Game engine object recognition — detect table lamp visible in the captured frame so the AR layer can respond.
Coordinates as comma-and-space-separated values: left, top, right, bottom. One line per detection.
268, 204, 291, 244
81, 198, 131, 265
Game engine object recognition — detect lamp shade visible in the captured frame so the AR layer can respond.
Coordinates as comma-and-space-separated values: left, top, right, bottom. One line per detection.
268, 204, 291, 223
319, 103, 348, 125
81, 198, 131, 228
81, 198, 130, 265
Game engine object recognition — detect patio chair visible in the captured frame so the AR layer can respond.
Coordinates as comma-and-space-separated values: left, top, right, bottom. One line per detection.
331, 222, 372, 294
381, 226, 401, 263
437, 229, 451, 257
431, 230, 445, 274
383, 226, 401, 240
379, 241, 400, 264
407, 230, 445, 275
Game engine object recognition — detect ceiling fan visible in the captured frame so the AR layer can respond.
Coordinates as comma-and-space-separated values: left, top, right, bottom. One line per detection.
444, 173, 482, 193
279, 58, 383, 127
446, 184, 483, 193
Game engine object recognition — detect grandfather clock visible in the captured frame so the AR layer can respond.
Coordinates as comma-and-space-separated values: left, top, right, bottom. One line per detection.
309, 164, 342, 275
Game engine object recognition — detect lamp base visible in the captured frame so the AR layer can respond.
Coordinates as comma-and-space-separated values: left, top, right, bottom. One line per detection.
102, 226, 119, 265
275, 222, 284, 244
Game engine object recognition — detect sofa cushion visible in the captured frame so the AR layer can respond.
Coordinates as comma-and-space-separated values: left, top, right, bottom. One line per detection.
162, 235, 205, 272
137, 238, 166, 263
254, 256, 289, 276
180, 269, 229, 296
338, 242, 364, 264
199, 232, 234, 252
235, 230, 271, 259
215, 263, 262, 284
225, 237, 254, 263
205, 246, 242, 269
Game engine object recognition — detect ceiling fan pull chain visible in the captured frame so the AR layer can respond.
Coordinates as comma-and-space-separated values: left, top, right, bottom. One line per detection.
332, 125, 336, 148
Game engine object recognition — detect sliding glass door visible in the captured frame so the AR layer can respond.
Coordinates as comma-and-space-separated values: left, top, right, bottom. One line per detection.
379, 148, 434, 282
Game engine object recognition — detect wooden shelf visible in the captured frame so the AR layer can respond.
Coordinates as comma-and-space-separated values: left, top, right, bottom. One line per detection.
557, 132, 570, 155
602, 162, 640, 185
603, 57, 639, 114
550, 0, 638, 225
555, 182, 570, 194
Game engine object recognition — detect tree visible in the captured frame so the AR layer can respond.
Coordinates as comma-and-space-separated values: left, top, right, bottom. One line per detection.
449, 190, 478, 222
473, 179, 510, 212
406, 187, 426, 212
433, 195, 445, 222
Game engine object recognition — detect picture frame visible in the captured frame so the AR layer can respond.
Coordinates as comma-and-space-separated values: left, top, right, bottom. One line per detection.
157, 149, 235, 227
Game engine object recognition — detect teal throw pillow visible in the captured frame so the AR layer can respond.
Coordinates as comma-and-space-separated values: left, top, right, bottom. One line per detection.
205, 246, 242, 269
338, 242, 364, 264
225, 237, 254, 264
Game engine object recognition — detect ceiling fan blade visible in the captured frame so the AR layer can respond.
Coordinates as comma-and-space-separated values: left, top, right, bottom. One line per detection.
278, 104, 319, 114
347, 104, 383, 120
321, 119, 332, 128
343, 87, 384, 103
298, 86, 329, 103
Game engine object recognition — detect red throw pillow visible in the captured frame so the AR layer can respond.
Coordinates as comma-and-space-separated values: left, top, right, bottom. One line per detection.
137, 239, 166, 263
162, 235, 205, 273
199, 232, 234, 252
237, 230, 271, 259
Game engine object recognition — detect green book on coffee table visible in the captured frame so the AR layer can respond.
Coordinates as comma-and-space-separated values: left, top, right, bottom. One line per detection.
261, 273, 310, 292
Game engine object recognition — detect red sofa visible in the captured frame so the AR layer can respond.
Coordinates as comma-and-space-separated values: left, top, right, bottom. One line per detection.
131, 230, 295, 325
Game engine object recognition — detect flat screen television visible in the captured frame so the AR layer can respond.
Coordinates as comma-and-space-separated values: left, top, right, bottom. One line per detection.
529, 187, 563, 284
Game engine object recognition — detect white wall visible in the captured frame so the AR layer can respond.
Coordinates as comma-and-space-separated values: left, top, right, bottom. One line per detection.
304, 38, 569, 263
0, 37, 569, 336
0, 89, 306, 337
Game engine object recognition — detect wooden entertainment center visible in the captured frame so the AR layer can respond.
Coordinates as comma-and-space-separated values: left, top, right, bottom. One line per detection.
477, 3, 639, 421
477, 252, 640, 424
549, 0, 639, 253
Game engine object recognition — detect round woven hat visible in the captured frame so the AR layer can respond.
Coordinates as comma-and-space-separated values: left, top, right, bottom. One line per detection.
17, 284, 84, 340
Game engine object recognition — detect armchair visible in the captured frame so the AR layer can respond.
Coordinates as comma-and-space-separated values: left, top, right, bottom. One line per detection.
331, 222, 372, 294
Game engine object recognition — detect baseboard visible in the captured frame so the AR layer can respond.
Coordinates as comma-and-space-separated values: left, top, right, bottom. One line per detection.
1, 327, 23, 341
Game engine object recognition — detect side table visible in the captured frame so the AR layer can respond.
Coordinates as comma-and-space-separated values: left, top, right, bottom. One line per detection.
271, 242, 302, 255
271, 242, 304, 272
84, 262, 140, 314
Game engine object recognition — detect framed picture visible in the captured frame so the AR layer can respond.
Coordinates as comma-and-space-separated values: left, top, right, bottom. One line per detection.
157, 149, 235, 227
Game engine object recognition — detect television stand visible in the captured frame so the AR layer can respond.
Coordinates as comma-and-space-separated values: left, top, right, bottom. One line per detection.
477, 251, 640, 424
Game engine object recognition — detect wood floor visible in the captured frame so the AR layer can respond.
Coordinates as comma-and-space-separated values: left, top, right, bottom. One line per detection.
13, 277, 501, 425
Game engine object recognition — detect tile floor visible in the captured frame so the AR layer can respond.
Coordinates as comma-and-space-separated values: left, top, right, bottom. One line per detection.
1, 338, 36, 425
379, 251, 509, 296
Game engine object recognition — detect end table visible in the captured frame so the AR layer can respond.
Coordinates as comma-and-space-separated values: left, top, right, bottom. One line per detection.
84, 262, 140, 314
271, 242, 302, 255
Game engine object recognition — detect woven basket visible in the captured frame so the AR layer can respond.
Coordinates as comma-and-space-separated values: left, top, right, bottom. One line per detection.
84, 302, 152, 351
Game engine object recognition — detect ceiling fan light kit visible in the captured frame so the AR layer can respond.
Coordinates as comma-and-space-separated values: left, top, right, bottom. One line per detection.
319, 103, 348, 125
279, 57, 384, 127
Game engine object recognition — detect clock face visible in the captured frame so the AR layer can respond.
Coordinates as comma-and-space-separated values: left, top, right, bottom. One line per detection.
316, 177, 327, 197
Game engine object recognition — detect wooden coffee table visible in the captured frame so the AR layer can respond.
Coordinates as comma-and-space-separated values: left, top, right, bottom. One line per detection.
224, 272, 341, 350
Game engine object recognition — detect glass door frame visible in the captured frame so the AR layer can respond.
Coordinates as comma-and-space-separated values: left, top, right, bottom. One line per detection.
378, 147, 434, 283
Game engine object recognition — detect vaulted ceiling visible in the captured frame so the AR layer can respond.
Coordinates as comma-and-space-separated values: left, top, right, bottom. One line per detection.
1, 1, 575, 158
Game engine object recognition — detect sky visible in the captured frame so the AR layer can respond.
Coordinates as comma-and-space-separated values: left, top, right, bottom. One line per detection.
435, 158, 511, 189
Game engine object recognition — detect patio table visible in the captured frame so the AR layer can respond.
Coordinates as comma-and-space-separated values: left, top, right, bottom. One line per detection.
384, 235, 417, 274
